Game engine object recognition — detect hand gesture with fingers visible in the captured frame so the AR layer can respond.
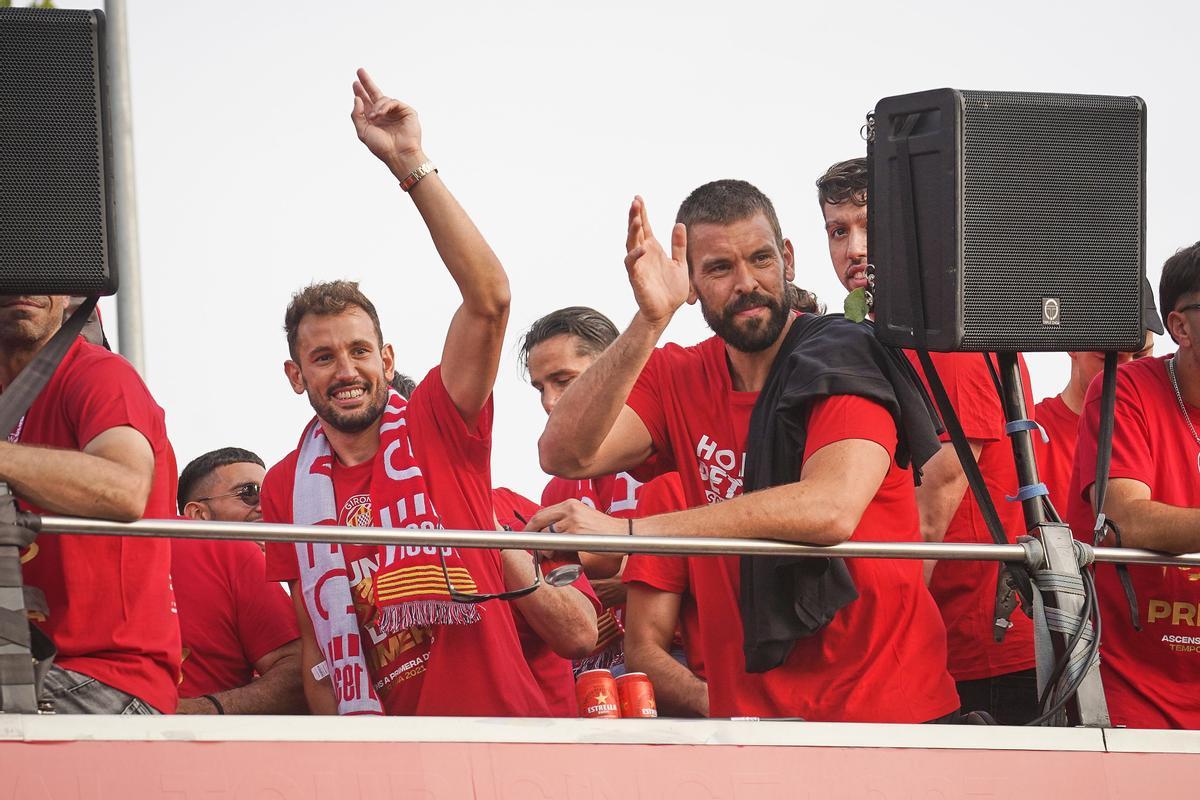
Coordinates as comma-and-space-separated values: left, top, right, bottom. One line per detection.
350, 68, 425, 176
624, 196, 690, 328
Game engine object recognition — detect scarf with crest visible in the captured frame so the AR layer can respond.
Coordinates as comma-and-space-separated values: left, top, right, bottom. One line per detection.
293, 387, 479, 715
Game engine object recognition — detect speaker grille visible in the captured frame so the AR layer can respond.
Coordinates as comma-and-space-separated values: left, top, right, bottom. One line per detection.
0, 9, 115, 295
960, 91, 1142, 351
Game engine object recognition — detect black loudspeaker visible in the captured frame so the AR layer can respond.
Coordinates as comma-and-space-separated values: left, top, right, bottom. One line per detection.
868, 89, 1145, 352
0, 8, 117, 296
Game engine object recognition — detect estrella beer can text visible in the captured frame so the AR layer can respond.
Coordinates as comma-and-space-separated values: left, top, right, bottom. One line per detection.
575, 669, 620, 718
616, 672, 657, 718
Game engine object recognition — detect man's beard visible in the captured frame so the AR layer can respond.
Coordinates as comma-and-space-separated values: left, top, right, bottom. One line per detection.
701, 290, 790, 353
306, 379, 388, 434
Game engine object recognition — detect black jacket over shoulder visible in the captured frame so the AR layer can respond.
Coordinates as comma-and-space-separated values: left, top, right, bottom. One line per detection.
739, 313, 942, 673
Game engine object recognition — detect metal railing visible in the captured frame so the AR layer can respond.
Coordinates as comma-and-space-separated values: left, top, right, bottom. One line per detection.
34, 515, 1200, 568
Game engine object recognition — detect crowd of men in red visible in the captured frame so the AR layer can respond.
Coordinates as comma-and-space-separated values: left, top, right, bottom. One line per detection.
4, 71, 1199, 728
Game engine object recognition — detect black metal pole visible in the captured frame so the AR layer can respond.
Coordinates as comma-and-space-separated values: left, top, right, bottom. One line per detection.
995, 353, 1046, 531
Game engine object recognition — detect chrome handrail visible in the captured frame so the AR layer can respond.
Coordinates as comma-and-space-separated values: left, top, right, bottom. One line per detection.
35, 515, 1200, 568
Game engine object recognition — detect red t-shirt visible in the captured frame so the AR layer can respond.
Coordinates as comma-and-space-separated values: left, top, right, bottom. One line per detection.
172, 538, 299, 697
492, 487, 602, 716
1067, 355, 1200, 729
264, 368, 549, 717
624, 335, 958, 722
542, 471, 645, 519
1034, 393, 1079, 513
624, 472, 705, 678
15, 339, 181, 713
905, 351, 1037, 681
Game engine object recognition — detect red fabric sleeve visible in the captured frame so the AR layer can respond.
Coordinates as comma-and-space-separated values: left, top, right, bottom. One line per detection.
803, 395, 899, 462
408, 366, 492, 474
262, 456, 300, 582
625, 348, 672, 459
229, 542, 300, 664
911, 351, 1004, 443
1075, 364, 1152, 499
635, 473, 688, 516
61, 353, 162, 448
623, 553, 688, 594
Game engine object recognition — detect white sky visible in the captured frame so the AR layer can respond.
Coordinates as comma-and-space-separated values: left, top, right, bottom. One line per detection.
56, 0, 1200, 499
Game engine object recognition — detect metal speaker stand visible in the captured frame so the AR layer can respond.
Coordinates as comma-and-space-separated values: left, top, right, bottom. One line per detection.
0, 481, 40, 713
996, 352, 1109, 726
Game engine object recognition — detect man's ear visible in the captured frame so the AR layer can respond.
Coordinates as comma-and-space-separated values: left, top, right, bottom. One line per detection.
284, 360, 306, 395
782, 238, 796, 283
182, 501, 210, 521
1168, 310, 1191, 349
382, 343, 395, 382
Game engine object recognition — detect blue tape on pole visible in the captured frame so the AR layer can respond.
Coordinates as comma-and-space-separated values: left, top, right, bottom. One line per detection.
1006, 483, 1049, 503
1005, 418, 1049, 443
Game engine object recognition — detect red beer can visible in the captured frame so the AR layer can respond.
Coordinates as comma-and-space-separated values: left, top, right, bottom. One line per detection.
616, 672, 658, 718
575, 669, 620, 718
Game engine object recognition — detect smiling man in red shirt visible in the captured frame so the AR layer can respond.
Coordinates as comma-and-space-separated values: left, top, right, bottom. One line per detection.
261, 70, 569, 717
1067, 242, 1200, 729
532, 180, 958, 723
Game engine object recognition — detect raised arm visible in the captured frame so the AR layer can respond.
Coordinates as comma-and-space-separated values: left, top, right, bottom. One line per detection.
539, 197, 690, 478
351, 68, 510, 427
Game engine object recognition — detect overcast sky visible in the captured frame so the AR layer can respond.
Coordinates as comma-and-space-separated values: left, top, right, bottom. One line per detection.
55, 0, 1200, 498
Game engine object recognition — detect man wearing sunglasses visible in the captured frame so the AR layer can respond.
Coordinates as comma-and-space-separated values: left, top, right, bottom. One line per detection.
1067, 242, 1200, 729
173, 448, 304, 715
261, 70, 564, 717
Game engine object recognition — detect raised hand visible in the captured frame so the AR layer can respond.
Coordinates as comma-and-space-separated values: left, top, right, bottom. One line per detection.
624, 196, 690, 328
350, 68, 425, 177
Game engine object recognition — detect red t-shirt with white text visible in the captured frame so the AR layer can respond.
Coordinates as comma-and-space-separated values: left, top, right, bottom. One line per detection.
492, 487, 602, 716
173, 538, 299, 697
1068, 355, 1200, 729
264, 368, 549, 717
15, 339, 181, 713
542, 471, 645, 519
1034, 393, 1079, 512
624, 335, 958, 722
905, 351, 1037, 681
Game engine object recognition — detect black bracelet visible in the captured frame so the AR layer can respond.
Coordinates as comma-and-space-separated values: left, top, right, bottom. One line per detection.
628, 518, 634, 536
203, 693, 226, 715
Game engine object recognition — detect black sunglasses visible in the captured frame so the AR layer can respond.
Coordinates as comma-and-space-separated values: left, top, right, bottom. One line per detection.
439, 511, 583, 604
195, 482, 260, 508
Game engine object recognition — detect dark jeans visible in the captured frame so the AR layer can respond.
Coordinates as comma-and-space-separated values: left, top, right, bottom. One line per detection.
41, 666, 160, 715
955, 668, 1038, 725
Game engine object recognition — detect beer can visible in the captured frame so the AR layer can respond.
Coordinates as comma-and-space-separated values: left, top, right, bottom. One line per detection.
575, 669, 620, 718
616, 672, 658, 718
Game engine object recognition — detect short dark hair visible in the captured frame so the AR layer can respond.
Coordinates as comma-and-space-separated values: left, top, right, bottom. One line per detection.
816, 158, 868, 210
284, 280, 384, 361
676, 179, 784, 253
1161, 242, 1200, 343
390, 371, 417, 399
178, 447, 265, 513
518, 306, 619, 375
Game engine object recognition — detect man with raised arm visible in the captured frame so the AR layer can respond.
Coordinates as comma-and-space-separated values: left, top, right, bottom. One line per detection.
261, 70, 588, 717
532, 180, 958, 722
0, 295, 179, 714
1067, 242, 1200, 729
